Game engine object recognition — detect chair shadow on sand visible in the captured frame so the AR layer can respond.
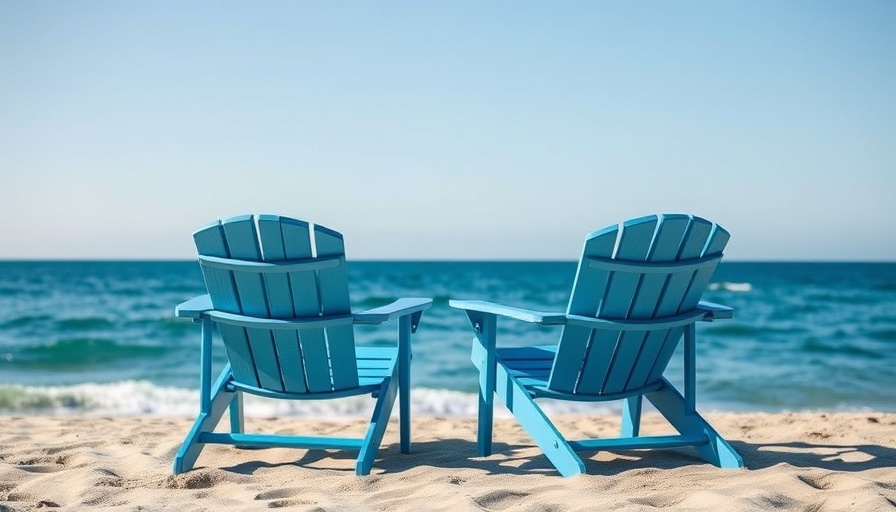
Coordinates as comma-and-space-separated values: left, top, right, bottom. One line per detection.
215, 436, 896, 477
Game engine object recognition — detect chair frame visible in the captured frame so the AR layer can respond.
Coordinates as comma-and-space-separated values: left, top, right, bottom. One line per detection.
449, 214, 744, 477
172, 214, 431, 476
451, 299, 743, 477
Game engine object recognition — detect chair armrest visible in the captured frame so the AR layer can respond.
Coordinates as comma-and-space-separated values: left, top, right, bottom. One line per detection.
353, 297, 433, 325
175, 295, 213, 319
697, 300, 733, 321
448, 299, 567, 325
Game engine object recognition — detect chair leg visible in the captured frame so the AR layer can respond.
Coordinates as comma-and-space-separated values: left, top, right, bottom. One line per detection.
398, 316, 412, 454
477, 366, 496, 457
621, 395, 643, 437
467, 348, 498, 458
645, 379, 744, 469
356, 374, 399, 476
174, 369, 236, 474
469, 313, 498, 457
494, 364, 586, 477
229, 391, 244, 434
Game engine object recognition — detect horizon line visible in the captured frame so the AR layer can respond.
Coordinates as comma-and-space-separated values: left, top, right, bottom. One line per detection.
1, 258, 895, 264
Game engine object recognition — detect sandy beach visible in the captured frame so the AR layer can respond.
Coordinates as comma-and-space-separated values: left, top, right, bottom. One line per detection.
1, 412, 894, 511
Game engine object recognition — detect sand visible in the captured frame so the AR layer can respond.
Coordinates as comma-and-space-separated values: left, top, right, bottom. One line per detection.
1, 412, 894, 511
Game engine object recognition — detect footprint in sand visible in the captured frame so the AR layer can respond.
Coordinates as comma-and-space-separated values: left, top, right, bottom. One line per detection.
15, 464, 65, 474
267, 499, 319, 508
163, 470, 221, 489
797, 473, 834, 490
471, 490, 531, 511
254, 488, 322, 509
0, 483, 18, 501
254, 488, 301, 501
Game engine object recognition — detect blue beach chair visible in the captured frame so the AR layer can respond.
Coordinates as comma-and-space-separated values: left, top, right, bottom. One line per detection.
173, 214, 431, 475
450, 214, 743, 477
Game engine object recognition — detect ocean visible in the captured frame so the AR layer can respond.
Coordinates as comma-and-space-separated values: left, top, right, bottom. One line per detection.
1, 261, 894, 416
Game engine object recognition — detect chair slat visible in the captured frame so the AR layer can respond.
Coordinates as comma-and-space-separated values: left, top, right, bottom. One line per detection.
313, 225, 357, 390
598, 215, 658, 318
655, 218, 712, 316
603, 215, 688, 393
629, 215, 690, 317
221, 216, 268, 317
273, 330, 307, 393
298, 328, 332, 393
257, 215, 295, 319
549, 226, 618, 392
645, 326, 685, 383
247, 328, 283, 392
281, 219, 320, 316
194, 222, 240, 313
358, 368, 391, 379
497, 346, 557, 360
577, 216, 656, 394
220, 215, 262, 259
573, 330, 615, 393
314, 225, 351, 315
498, 359, 553, 370
218, 323, 259, 387
508, 368, 552, 380
599, 332, 647, 394
327, 324, 360, 390
625, 330, 671, 389
546, 325, 590, 393
356, 346, 397, 363
677, 224, 729, 313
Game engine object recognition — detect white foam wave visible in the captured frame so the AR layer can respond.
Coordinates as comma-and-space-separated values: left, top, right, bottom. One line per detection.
0, 381, 618, 417
708, 282, 752, 292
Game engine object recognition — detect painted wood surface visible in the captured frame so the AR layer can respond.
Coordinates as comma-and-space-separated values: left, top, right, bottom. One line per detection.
175, 214, 431, 476
450, 213, 742, 477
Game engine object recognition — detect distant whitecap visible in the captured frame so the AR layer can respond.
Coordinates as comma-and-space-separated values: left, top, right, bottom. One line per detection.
708, 282, 752, 292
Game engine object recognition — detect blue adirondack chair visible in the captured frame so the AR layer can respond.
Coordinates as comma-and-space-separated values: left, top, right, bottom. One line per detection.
449, 214, 743, 477
173, 214, 431, 475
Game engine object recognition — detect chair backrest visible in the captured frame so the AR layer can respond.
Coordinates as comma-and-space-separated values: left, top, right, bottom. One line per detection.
193, 214, 360, 394
547, 214, 729, 397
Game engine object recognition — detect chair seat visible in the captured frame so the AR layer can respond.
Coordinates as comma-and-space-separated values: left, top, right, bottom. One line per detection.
227, 346, 400, 400
495, 345, 664, 402
496, 345, 556, 388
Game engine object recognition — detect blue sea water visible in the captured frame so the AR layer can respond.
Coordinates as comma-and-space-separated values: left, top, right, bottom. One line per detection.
0, 261, 894, 416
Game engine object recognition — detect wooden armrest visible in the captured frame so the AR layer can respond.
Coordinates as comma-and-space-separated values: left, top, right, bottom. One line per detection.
353, 297, 433, 324
448, 299, 567, 325
696, 301, 734, 321
175, 295, 213, 319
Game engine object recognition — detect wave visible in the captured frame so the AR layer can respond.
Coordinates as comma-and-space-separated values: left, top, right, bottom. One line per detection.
801, 338, 882, 358
865, 328, 896, 342
128, 317, 197, 337
57, 317, 116, 330
805, 292, 879, 305
703, 323, 763, 337
0, 382, 617, 417
12, 338, 171, 367
708, 282, 752, 292
0, 314, 54, 329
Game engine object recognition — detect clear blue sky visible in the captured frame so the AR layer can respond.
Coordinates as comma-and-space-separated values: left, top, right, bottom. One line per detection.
2, 1, 894, 260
